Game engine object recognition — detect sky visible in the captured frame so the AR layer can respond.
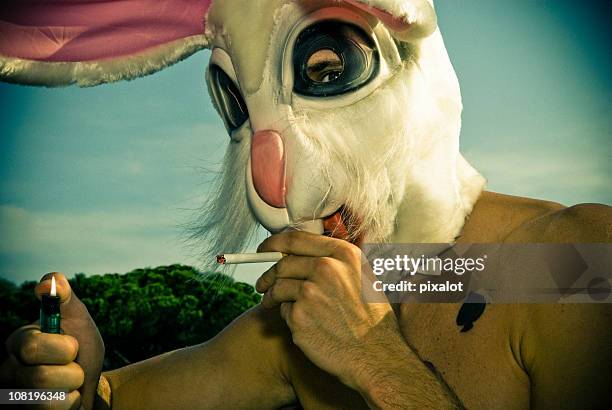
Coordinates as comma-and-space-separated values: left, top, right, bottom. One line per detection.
0, 1, 610, 285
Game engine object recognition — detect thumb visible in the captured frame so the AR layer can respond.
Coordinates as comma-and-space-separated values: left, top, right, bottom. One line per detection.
35, 272, 72, 304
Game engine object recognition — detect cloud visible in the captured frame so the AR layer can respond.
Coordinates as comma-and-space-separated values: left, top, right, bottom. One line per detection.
464, 144, 611, 205
0, 204, 266, 286
0, 205, 200, 283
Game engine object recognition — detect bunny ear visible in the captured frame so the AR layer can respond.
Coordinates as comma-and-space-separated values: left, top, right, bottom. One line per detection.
0, 0, 212, 87
345, 0, 437, 41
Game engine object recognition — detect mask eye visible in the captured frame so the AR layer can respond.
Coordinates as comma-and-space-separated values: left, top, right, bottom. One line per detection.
209, 64, 249, 132
293, 21, 379, 97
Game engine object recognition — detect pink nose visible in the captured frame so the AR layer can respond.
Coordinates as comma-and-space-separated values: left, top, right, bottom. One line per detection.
251, 130, 287, 208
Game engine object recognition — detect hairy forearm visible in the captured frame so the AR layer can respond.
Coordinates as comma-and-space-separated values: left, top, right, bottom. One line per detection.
351, 336, 464, 410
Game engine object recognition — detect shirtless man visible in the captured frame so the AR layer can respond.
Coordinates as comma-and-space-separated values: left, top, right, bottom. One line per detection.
2, 194, 611, 409
1, 0, 611, 408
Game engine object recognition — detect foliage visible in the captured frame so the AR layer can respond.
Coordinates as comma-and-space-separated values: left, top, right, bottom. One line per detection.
0, 277, 38, 343
0, 265, 260, 370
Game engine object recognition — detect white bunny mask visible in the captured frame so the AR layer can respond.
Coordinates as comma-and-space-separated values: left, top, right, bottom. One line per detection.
0, 0, 485, 260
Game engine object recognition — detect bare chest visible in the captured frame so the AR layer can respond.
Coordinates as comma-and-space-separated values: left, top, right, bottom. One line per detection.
293, 304, 531, 410
398, 303, 531, 409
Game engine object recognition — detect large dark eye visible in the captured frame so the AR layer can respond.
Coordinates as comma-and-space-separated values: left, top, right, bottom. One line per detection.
209, 65, 249, 131
292, 21, 379, 97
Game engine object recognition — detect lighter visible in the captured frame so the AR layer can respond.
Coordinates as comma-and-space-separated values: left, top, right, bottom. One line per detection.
40, 275, 61, 334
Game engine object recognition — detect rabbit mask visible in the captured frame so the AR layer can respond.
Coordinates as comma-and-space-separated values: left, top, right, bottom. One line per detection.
1, 0, 485, 258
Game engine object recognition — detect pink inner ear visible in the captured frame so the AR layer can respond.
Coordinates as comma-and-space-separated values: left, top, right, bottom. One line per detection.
344, 0, 412, 32
0, 0, 211, 62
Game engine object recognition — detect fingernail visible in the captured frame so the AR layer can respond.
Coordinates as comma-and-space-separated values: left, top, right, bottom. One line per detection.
40, 273, 54, 282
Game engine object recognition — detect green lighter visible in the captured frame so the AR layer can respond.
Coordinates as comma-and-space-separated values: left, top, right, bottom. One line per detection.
40, 275, 61, 334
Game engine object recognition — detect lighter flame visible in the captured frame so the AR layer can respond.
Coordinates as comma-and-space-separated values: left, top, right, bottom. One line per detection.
50, 275, 56, 297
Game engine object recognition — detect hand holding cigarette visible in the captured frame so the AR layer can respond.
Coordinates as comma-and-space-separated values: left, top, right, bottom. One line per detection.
216, 220, 326, 265
251, 230, 400, 392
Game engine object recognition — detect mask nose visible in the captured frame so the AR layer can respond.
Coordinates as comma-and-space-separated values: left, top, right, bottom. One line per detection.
251, 130, 286, 208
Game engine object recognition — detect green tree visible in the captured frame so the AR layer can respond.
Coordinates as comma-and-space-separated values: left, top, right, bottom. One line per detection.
0, 265, 260, 370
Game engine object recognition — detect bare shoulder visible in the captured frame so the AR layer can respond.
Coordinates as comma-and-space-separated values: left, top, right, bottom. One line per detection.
505, 202, 612, 243
462, 194, 612, 406
462, 191, 611, 243
461, 191, 563, 242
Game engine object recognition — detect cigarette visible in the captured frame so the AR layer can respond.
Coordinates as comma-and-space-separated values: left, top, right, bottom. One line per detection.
217, 252, 286, 265
217, 220, 322, 265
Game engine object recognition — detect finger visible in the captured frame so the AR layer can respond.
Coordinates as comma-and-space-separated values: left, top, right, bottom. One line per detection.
8, 328, 78, 365
256, 255, 321, 292
258, 231, 343, 257
6, 325, 37, 354
15, 362, 85, 390
262, 279, 304, 308
279, 302, 293, 327
35, 272, 72, 304
257, 255, 349, 293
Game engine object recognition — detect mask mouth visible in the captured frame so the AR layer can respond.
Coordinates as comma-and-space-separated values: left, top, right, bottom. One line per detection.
247, 146, 363, 245
323, 205, 364, 246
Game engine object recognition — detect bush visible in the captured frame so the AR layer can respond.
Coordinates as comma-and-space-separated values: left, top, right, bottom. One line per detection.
0, 265, 260, 370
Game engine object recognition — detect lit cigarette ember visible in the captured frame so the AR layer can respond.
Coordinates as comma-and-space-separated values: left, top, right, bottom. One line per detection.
216, 252, 285, 265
